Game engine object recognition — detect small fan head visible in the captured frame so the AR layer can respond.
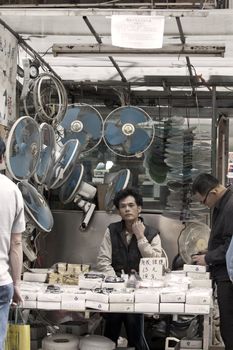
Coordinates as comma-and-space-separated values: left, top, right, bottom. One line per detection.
103, 106, 155, 157
34, 122, 56, 185
178, 222, 210, 264
46, 139, 82, 189
58, 104, 103, 153
5, 116, 40, 181
59, 163, 84, 204
18, 181, 54, 232
104, 169, 131, 211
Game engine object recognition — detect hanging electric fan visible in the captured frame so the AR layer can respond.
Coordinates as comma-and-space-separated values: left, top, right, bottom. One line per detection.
103, 106, 155, 157
45, 139, 82, 189
178, 222, 210, 264
59, 163, 97, 230
5, 117, 54, 262
58, 104, 103, 153
18, 180, 54, 262
18, 181, 54, 233
104, 169, 131, 211
5, 116, 41, 181
34, 122, 56, 185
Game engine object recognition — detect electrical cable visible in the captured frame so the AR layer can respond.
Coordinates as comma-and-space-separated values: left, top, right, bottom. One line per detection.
33, 72, 68, 125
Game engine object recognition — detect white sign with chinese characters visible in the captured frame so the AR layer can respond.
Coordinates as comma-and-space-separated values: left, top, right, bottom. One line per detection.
139, 257, 166, 280
111, 15, 165, 49
0, 24, 17, 126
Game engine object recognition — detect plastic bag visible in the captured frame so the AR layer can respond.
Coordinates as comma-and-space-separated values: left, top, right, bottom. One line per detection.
4, 307, 30, 350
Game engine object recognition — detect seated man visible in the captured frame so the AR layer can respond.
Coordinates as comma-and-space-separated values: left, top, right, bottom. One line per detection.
97, 188, 162, 350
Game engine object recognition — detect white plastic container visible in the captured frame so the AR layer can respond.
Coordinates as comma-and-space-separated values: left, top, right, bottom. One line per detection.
79, 335, 115, 350
42, 333, 79, 350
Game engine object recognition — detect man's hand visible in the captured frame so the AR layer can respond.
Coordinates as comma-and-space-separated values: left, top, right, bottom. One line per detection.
191, 254, 207, 266
132, 220, 145, 240
13, 285, 23, 305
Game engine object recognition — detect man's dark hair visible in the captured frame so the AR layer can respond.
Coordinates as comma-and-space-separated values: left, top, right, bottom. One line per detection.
192, 173, 219, 195
0, 136, 6, 157
113, 188, 143, 209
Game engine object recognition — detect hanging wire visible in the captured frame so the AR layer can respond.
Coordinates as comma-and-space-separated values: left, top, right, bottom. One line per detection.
33, 72, 68, 125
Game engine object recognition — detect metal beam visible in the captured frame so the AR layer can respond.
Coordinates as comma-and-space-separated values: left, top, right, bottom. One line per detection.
0, 17, 61, 80
82, 16, 127, 83
175, 16, 196, 95
0, 8, 210, 17
52, 43, 225, 57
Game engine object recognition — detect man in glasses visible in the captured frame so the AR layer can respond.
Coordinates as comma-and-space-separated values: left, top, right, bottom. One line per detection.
192, 173, 233, 350
97, 188, 162, 350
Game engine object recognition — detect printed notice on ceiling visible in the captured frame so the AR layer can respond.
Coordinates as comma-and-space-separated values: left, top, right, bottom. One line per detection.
111, 15, 165, 49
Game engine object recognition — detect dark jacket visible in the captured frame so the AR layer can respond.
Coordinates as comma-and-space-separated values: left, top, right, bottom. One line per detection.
205, 186, 233, 281
108, 219, 159, 276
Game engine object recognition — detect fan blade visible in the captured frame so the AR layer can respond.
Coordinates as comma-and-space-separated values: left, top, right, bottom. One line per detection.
82, 112, 102, 139
74, 131, 87, 146
105, 122, 127, 145
120, 107, 146, 124
128, 128, 150, 153
11, 154, 31, 178
61, 107, 80, 129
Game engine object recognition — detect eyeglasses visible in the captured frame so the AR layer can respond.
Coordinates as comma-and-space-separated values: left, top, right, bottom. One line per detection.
202, 187, 214, 205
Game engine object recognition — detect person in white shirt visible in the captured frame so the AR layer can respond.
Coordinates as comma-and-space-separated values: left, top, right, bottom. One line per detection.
97, 188, 162, 350
0, 136, 26, 350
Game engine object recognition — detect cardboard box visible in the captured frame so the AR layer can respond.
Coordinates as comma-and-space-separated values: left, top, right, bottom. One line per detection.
37, 301, 61, 310
109, 303, 134, 312
187, 272, 210, 280
79, 278, 102, 289
85, 300, 109, 311
102, 282, 125, 289
109, 292, 134, 303
23, 272, 47, 283
186, 293, 211, 305
21, 291, 37, 301
22, 300, 37, 309
160, 303, 185, 313
61, 300, 86, 311
134, 289, 160, 303
190, 279, 212, 288
180, 338, 203, 349
183, 264, 206, 273
86, 291, 109, 303
185, 304, 210, 314
160, 291, 186, 303
61, 292, 87, 302
37, 292, 62, 302
134, 303, 159, 313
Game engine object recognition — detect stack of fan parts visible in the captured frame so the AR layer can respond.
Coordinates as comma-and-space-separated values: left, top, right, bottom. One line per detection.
145, 125, 169, 184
